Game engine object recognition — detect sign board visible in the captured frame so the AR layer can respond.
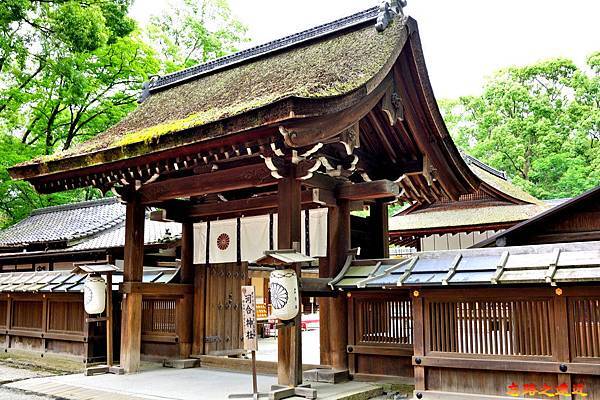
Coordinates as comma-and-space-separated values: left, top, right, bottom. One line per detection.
241, 285, 258, 351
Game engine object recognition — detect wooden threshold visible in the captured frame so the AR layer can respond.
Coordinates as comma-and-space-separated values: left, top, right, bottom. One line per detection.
193, 355, 322, 376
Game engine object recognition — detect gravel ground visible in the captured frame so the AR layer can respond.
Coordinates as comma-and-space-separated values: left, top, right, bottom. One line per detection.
0, 364, 55, 400
0, 386, 55, 400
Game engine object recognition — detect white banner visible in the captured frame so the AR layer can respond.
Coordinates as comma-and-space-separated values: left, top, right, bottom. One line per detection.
209, 219, 238, 264
193, 208, 328, 264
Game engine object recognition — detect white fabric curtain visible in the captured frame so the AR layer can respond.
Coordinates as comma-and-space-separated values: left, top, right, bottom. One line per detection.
240, 215, 270, 262
208, 219, 238, 263
193, 208, 328, 264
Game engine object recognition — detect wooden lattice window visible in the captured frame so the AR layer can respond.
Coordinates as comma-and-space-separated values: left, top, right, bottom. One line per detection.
142, 298, 177, 334
428, 299, 554, 356
47, 301, 84, 333
0, 300, 7, 328
11, 300, 43, 330
356, 298, 412, 345
569, 297, 600, 359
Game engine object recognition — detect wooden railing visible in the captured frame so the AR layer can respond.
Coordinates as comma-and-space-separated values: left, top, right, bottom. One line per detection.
142, 298, 177, 335
347, 292, 414, 379
428, 299, 554, 357
356, 298, 412, 345
569, 297, 600, 360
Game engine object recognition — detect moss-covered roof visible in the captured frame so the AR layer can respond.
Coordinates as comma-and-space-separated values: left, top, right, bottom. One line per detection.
20, 13, 409, 171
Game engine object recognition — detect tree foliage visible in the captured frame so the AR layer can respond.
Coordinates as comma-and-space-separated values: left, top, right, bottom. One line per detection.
0, 0, 247, 228
442, 53, 599, 199
145, 0, 248, 73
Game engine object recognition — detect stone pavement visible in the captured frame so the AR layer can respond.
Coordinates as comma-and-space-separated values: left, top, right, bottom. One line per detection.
0, 364, 55, 400
6, 364, 384, 400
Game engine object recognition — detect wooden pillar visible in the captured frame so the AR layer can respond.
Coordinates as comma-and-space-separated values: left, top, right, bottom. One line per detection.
191, 264, 207, 356
412, 291, 426, 393
320, 201, 351, 369
120, 195, 145, 373
180, 221, 195, 358
370, 201, 389, 258
553, 293, 572, 400
277, 172, 303, 386
180, 222, 194, 284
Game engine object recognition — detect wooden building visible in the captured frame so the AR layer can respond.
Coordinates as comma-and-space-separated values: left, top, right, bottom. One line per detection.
0, 198, 192, 363
333, 184, 600, 398
390, 154, 553, 252
9, 3, 589, 391
0, 197, 181, 273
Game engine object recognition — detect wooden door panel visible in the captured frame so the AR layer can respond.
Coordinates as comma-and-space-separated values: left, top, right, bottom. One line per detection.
204, 263, 247, 355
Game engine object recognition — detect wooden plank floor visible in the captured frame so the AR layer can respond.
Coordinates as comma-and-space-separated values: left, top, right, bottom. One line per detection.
8, 379, 149, 400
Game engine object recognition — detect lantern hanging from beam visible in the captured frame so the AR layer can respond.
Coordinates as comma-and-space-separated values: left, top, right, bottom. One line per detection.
84, 274, 106, 315
269, 269, 299, 321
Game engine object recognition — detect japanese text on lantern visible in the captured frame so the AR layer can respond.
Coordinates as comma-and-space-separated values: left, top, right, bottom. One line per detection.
241, 286, 258, 351
507, 382, 588, 397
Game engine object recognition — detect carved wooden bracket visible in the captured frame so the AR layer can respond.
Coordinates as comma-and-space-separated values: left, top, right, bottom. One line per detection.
381, 85, 404, 126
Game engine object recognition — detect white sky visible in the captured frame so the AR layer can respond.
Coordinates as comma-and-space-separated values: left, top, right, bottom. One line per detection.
130, 0, 600, 99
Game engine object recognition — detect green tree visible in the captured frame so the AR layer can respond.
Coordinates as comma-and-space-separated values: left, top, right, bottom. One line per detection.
442, 54, 600, 199
145, 0, 248, 73
0, 0, 158, 227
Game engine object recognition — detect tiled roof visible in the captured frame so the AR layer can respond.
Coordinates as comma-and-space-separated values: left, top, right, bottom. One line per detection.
70, 219, 181, 251
332, 241, 600, 289
0, 268, 178, 293
0, 198, 181, 253
0, 198, 124, 248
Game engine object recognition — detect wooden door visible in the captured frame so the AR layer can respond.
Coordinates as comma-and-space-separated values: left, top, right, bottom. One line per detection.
204, 262, 247, 355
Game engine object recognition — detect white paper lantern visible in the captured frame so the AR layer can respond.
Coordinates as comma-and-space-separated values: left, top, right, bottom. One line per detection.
84, 275, 106, 315
269, 269, 299, 321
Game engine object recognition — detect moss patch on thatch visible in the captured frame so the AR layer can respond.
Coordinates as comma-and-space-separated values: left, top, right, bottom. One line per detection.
28, 19, 407, 167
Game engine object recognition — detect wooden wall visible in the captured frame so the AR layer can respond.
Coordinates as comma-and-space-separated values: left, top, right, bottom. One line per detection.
0, 293, 104, 362
347, 291, 414, 380
411, 287, 600, 399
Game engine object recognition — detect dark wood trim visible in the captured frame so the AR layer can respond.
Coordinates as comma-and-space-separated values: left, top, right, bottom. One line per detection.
348, 344, 413, 357
119, 283, 193, 296
139, 163, 276, 204
337, 180, 398, 201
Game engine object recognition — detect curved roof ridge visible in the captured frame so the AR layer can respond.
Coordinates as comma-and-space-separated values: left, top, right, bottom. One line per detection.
462, 153, 508, 180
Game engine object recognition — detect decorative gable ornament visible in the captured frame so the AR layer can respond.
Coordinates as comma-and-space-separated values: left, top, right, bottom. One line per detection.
375, 0, 408, 32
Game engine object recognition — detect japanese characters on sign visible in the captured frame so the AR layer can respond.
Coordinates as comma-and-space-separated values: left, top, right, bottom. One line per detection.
241, 285, 258, 351
507, 382, 588, 397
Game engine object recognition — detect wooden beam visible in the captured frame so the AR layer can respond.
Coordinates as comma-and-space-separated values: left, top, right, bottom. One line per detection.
139, 163, 276, 204
119, 282, 193, 296
337, 180, 399, 201
120, 196, 145, 374
300, 278, 336, 297
166, 188, 335, 220
279, 76, 393, 148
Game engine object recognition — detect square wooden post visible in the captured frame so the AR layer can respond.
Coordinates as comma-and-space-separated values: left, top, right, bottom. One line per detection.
120, 195, 145, 373
277, 173, 303, 386
179, 222, 195, 358
320, 201, 350, 370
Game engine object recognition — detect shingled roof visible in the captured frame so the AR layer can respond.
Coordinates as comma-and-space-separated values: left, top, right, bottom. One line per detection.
0, 198, 180, 252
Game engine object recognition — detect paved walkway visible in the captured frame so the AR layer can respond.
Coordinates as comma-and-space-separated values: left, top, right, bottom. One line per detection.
7, 365, 383, 400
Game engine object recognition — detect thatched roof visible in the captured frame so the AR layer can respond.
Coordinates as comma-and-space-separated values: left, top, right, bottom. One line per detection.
13, 7, 408, 176
389, 203, 549, 233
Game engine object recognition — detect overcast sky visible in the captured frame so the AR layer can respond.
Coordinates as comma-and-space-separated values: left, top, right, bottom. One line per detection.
130, 0, 599, 99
